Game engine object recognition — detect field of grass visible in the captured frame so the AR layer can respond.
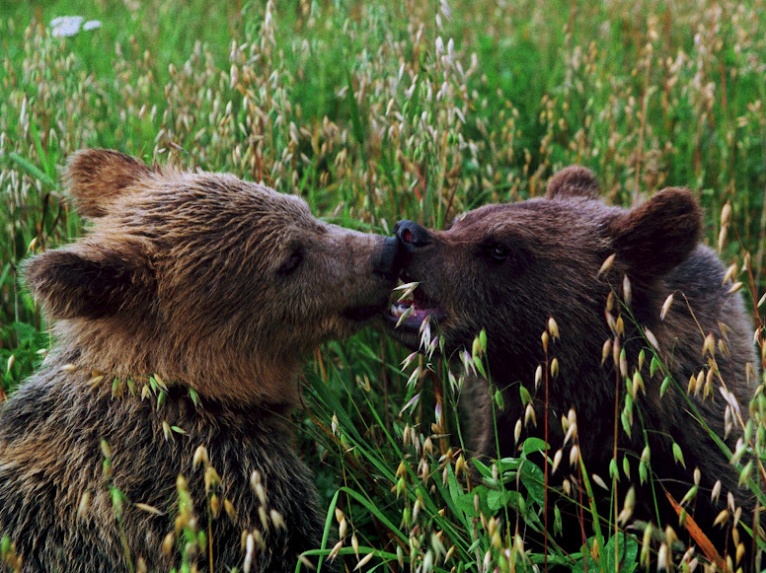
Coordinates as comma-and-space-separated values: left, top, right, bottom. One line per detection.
1, 0, 765, 571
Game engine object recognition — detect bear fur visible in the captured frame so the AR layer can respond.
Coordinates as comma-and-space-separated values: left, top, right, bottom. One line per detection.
0, 149, 399, 572
387, 166, 760, 568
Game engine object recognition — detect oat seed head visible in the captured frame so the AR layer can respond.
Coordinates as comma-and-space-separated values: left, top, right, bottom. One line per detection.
598, 253, 616, 276
660, 293, 674, 321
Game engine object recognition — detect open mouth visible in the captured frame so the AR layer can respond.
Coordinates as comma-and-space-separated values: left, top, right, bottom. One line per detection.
386, 285, 446, 332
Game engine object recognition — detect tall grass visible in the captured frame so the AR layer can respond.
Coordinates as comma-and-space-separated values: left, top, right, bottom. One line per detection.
1, 1, 765, 571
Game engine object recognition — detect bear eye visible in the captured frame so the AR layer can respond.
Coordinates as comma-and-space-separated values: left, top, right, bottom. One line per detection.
278, 248, 304, 275
485, 242, 510, 262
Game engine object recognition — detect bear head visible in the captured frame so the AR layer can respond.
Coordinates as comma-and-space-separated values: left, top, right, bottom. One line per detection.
387, 166, 702, 362
24, 149, 400, 407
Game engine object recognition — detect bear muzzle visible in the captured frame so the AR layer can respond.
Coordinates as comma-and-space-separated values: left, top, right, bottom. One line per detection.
383, 220, 447, 348
374, 235, 405, 282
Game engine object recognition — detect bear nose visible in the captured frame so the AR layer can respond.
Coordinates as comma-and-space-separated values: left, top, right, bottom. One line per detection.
374, 236, 404, 281
394, 220, 431, 250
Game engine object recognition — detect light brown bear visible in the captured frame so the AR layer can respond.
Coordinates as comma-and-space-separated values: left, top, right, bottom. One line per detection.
0, 149, 400, 572
387, 167, 760, 569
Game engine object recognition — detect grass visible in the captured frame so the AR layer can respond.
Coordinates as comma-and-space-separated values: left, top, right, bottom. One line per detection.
1, 0, 765, 571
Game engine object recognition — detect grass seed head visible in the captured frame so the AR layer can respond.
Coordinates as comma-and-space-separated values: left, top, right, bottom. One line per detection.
209, 494, 221, 518
622, 275, 632, 307
720, 202, 732, 226
612, 336, 621, 368
709, 480, 722, 505
203, 465, 221, 493
351, 533, 359, 558
552, 449, 563, 474
134, 503, 164, 516
736, 541, 746, 565
727, 281, 743, 295
640, 523, 653, 567
550, 357, 559, 378
243, 533, 254, 573
250, 471, 267, 505
77, 490, 90, 520
269, 509, 286, 531
161, 532, 175, 556
617, 486, 635, 525
569, 445, 580, 467
224, 499, 236, 520
591, 473, 608, 490
644, 328, 660, 351
547, 316, 560, 339
598, 253, 616, 276
192, 445, 209, 469
616, 315, 625, 337
258, 506, 269, 531
353, 552, 374, 571
703, 333, 716, 357
660, 293, 674, 320
714, 508, 730, 528
723, 263, 738, 285
687, 372, 701, 395
601, 338, 612, 365
563, 417, 577, 445
395, 281, 420, 300
619, 348, 628, 378
657, 543, 669, 571
395, 304, 414, 329
733, 506, 743, 528
524, 403, 536, 427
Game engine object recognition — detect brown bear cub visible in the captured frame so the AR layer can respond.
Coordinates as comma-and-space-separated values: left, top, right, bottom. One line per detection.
387, 167, 760, 568
0, 149, 400, 572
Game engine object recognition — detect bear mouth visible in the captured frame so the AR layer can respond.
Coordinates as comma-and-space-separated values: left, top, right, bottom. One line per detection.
385, 285, 446, 333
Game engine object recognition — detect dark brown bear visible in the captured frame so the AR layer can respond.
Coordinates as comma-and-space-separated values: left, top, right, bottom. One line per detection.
387, 166, 760, 569
0, 149, 399, 572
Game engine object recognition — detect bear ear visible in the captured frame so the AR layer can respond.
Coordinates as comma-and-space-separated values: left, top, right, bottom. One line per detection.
546, 166, 600, 200
23, 243, 154, 320
608, 187, 702, 281
66, 149, 152, 218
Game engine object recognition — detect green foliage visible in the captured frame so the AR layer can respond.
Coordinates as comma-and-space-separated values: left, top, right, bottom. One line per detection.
1, 0, 765, 571
572, 533, 639, 573
0, 322, 47, 393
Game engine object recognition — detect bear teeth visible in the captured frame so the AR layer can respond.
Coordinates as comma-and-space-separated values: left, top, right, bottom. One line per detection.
390, 302, 414, 318
390, 301, 443, 324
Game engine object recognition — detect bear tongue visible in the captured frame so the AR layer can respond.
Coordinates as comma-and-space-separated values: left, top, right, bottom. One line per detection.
389, 300, 443, 331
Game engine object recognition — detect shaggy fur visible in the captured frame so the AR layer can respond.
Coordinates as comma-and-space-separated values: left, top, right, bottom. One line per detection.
0, 149, 399, 572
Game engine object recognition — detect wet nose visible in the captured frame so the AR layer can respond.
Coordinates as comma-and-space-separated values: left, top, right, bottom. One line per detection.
394, 220, 431, 250
374, 236, 403, 281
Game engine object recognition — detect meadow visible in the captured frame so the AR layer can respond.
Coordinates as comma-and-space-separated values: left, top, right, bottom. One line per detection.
1, 0, 765, 571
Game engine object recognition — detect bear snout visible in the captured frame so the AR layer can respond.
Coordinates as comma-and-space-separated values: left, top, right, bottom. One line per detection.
394, 220, 431, 252
373, 235, 404, 281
